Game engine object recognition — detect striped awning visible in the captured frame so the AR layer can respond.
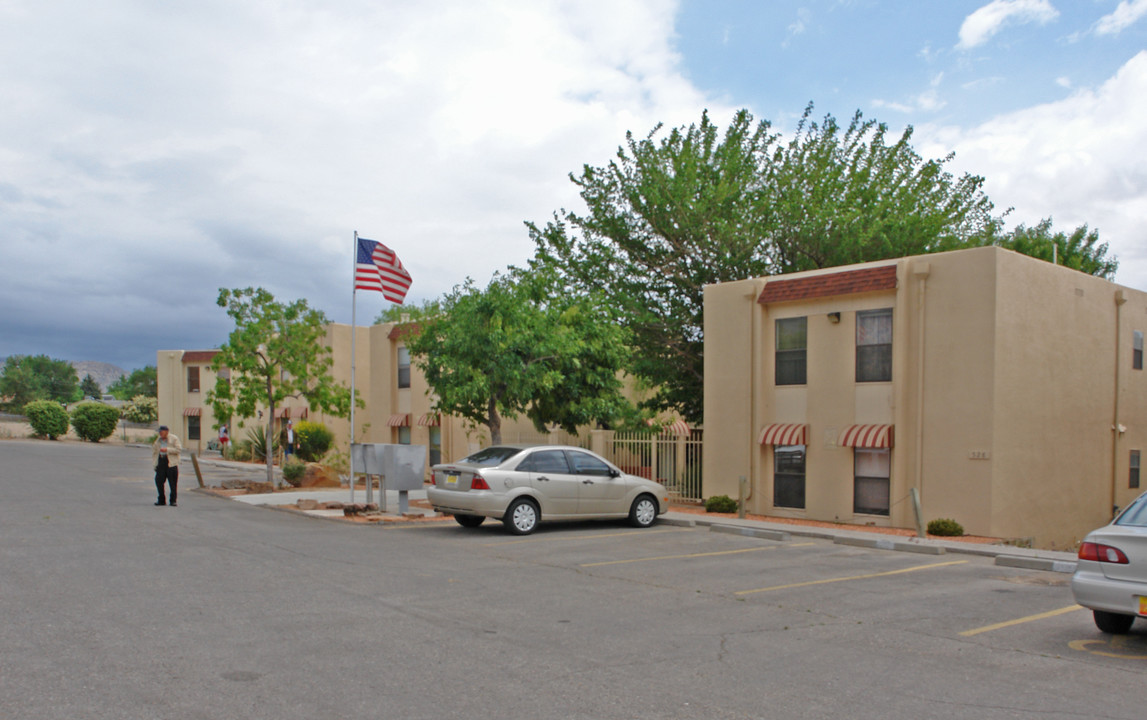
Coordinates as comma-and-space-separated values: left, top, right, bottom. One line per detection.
273, 407, 289, 418
838, 424, 894, 448
182, 407, 201, 417
665, 419, 690, 436
417, 412, 441, 427
387, 413, 411, 427
758, 423, 806, 446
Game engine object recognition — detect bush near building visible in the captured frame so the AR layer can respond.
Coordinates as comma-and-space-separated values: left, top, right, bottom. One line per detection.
927, 518, 965, 537
70, 401, 120, 442
294, 420, 333, 462
24, 400, 69, 439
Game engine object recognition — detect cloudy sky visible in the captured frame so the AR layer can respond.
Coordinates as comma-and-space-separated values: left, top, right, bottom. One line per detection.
2, 0, 1145, 372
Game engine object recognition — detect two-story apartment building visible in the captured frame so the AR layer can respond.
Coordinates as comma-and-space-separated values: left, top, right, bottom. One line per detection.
703, 246, 1147, 549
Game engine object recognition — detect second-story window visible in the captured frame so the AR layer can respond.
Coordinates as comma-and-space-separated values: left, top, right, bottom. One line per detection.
775, 317, 807, 386
397, 346, 411, 389
187, 366, 200, 393
1134, 331, 1143, 370
856, 309, 892, 382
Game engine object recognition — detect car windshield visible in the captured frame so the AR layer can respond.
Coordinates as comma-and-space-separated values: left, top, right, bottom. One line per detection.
460, 446, 524, 467
1115, 494, 1147, 527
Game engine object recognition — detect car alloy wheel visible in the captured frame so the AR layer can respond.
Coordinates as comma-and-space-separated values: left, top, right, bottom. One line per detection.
505, 498, 539, 535
630, 495, 657, 528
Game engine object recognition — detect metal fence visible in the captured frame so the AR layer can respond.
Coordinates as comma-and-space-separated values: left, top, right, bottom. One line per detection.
599, 431, 703, 502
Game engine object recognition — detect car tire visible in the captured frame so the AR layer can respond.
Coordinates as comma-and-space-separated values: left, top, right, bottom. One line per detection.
629, 494, 658, 528
1093, 610, 1135, 634
454, 514, 485, 528
503, 498, 539, 535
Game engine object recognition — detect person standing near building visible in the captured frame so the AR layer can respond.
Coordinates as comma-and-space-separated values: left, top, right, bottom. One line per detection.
285, 420, 295, 457
218, 424, 229, 456
152, 425, 182, 506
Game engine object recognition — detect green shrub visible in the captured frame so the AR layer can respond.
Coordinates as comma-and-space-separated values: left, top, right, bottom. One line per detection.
24, 400, 69, 439
281, 458, 306, 486
294, 420, 333, 462
70, 401, 121, 442
229, 439, 253, 462
121, 395, 158, 424
246, 425, 278, 462
927, 518, 965, 537
705, 494, 738, 513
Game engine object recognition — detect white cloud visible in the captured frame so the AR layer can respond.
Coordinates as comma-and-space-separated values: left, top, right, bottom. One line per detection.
1094, 0, 1147, 35
919, 51, 1147, 291
957, 0, 1059, 50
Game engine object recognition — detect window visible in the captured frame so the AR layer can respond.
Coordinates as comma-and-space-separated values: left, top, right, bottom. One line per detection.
1134, 331, 1143, 371
773, 445, 805, 509
519, 450, 571, 474
187, 416, 201, 441
854, 448, 890, 515
398, 426, 411, 444
1132, 450, 1141, 490
775, 317, 807, 385
187, 366, 200, 393
397, 346, 411, 389
429, 427, 442, 467
856, 309, 892, 382
567, 451, 613, 476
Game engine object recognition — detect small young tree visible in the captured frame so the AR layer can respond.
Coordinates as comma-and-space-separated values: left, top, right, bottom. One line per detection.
207, 288, 353, 487
122, 395, 159, 424
80, 374, 101, 399
108, 366, 158, 400
293, 420, 334, 462
24, 400, 69, 439
70, 401, 120, 442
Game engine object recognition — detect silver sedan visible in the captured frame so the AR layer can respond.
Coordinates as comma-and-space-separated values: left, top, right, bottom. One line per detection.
1070, 491, 1147, 634
427, 445, 670, 535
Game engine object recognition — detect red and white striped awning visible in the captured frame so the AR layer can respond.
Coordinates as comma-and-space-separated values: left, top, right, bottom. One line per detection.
417, 412, 441, 427
665, 419, 690, 436
387, 413, 411, 427
182, 407, 201, 417
273, 407, 289, 418
838, 424, 894, 448
758, 423, 806, 446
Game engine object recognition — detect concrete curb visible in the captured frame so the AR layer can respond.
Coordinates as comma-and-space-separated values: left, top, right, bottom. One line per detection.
710, 523, 791, 542
833, 535, 945, 555
995, 555, 1078, 574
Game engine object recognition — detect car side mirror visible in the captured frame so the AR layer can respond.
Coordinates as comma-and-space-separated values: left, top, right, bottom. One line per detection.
609, 468, 621, 478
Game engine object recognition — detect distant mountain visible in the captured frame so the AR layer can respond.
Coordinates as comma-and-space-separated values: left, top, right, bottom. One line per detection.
71, 361, 127, 394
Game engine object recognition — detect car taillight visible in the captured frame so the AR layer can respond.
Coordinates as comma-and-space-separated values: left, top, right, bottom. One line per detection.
1078, 541, 1130, 564
428, 473, 436, 486
471, 475, 490, 491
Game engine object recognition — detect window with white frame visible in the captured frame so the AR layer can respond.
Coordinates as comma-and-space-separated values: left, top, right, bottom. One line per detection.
773, 445, 806, 509
187, 366, 200, 392
775, 317, 807, 386
187, 415, 201, 441
398, 426, 411, 445
397, 346, 411, 389
429, 427, 442, 466
854, 448, 890, 515
856, 309, 892, 382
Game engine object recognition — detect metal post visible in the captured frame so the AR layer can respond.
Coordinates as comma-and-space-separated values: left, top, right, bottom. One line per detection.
191, 452, 205, 488
350, 232, 358, 505
738, 476, 747, 518
911, 487, 925, 537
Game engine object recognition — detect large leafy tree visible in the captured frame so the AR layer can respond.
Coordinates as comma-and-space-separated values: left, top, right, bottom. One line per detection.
530, 105, 1115, 421
987, 219, 1117, 279
207, 288, 353, 486
406, 271, 633, 445
108, 366, 157, 400
0, 355, 80, 410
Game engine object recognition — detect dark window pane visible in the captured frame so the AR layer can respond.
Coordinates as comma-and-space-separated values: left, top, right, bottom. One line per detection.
567, 451, 611, 476
774, 445, 805, 509
854, 449, 890, 515
776, 317, 807, 386
461, 446, 524, 466
521, 450, 571, 474
187, 366, 200, 393
857, 309, 892, 382
1132, 450, 1141, 490
397, 347, 412, 388
188, 416, 201, 441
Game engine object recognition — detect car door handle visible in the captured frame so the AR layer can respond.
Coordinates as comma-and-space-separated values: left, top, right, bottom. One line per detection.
537, 476, 550, 482
582, 479, 594, 485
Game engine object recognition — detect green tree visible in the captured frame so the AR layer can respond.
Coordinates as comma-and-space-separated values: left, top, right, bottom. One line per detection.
530, 104, 1118, 421
207, 287, 353, 487
0, 355, 80, 409
70, 401, 120, 442
80, 374, 101, 399
374, 298, 442, 325
986, 219, 1117, 279
107, 366, 157, 400
122, 395, 159, 424
24, 400, 69, 439
406, 271, 633, 445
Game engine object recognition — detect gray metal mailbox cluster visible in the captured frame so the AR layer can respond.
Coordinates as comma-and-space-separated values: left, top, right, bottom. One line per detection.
350, 443, 427, 512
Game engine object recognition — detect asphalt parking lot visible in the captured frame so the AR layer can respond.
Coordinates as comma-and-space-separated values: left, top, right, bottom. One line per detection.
3, 440, 1144, 720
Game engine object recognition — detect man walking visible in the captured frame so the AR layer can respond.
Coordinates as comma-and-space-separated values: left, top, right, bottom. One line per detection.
152, 425, 182, 506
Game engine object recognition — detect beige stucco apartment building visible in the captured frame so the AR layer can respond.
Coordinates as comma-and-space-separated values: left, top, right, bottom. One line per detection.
157, 321, 567, 470
703, 246, 1147, 549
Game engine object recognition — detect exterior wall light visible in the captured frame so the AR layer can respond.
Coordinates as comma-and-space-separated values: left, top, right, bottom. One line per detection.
827, 312, 841, 323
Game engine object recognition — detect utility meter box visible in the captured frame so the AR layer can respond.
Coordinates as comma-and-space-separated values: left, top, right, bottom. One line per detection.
350, 443, 426, 491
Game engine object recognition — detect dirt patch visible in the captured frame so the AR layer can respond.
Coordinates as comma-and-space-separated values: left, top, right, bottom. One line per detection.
0, 419, 155, 444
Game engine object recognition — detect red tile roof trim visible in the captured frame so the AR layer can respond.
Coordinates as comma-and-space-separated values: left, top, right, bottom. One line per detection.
388, 322, 421, 340
758, 265, 898, 304
182, 350, 220, 363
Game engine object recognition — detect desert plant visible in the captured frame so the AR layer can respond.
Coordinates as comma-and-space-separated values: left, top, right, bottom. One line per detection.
24, 400, 69, 439
246, 425, 278, 463
927, 518, 965, 537
294, 420, 334, 462
323, 447, 349, 483
121, 395, 159, 424
70, 401, 121, 442
229, 439, 253, 462
281, 458, 306, 487
704, 494, 738, 513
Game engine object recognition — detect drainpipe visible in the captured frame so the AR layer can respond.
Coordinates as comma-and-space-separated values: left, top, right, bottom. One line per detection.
913, 264, 930, 536
1112, 290, 1127, 517
746, 281, 766, 510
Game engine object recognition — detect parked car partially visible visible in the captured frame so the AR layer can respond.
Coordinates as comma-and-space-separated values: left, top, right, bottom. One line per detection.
427, 445, 670, 535
1071, 491, 1147, 634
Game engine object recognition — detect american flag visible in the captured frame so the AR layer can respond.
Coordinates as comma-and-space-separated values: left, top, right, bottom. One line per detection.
355, 237, 412, 303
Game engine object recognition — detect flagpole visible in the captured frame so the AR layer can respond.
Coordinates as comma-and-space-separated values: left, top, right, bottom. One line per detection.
350, 231, 357, 505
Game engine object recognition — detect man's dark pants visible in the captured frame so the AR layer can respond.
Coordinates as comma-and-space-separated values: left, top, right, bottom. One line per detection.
154, 458, 178, 505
